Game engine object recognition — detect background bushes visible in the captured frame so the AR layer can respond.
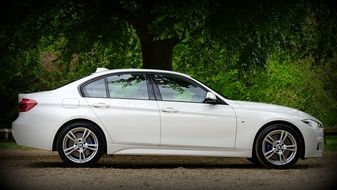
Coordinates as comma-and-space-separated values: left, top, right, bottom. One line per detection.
0, 0, 336, 127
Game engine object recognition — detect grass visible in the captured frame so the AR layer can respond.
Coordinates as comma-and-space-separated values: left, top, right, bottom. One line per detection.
0, 141, 31, 150
325, 135, 337, 151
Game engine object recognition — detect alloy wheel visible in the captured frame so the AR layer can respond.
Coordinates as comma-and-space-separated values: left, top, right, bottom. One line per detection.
262, 129, 297, 166
62, 127, 99, 164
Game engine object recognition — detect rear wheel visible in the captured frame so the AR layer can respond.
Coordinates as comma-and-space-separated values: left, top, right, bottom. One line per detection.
254, 124, 301, 168
57, 122, 105, 167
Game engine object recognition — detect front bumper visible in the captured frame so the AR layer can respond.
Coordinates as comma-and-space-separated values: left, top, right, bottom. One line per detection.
297, 121, 324, 158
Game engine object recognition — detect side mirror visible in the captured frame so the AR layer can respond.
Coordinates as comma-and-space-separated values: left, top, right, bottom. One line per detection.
204, 92, 217, 104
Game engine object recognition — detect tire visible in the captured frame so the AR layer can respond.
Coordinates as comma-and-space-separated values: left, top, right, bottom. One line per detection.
254, 124, 301, 169
57, 122, 105, 167
247, 153, 261, 166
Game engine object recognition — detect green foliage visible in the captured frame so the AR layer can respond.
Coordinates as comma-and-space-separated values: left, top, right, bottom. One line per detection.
0, 0, 336, 128
173, 0, 337, 127
0, 141, 31, 150
109, 0, 209, 41
148, 0, 209, 40
0, 0, 142, 125
325, 136, 337, 151
251, 54, 337, 126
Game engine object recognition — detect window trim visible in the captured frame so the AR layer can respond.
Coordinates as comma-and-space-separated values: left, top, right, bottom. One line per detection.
189, 76, 228, 105
78, 71, 227, 105
148, 73, 227, 105
104, 77, 109, 98
146, 74, 157, 100
80, 76, 108, 98
148, 75, 162, 100
79, 72, 155, 101
106, 73, 150, 100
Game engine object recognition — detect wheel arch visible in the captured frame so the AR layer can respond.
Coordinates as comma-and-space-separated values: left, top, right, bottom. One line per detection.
252, 120, 305, 159
52, 118, 107, 153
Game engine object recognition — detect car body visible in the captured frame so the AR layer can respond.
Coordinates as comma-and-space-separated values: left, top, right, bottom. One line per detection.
12, 68, 324, 168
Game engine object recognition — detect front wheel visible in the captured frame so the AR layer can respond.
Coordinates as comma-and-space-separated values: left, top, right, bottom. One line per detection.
247, 154, 260, 166
57, 122, 105, 167
254, 124, 301, 168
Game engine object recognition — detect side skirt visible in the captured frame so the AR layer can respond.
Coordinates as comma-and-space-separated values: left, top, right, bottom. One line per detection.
107, 143, 251, 158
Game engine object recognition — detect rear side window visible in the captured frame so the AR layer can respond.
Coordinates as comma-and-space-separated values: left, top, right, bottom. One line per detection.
107, 74, 149, 100
82, 78, 107, 98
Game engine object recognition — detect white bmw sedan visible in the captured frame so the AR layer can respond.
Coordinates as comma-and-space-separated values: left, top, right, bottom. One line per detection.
12, 68, 324, 168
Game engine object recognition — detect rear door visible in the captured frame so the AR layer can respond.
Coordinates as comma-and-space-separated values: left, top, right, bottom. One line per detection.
82, 73, 160, 146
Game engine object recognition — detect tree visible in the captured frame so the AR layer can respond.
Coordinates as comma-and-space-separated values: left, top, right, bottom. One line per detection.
97, 0, 208, 70
1, 0, 336, 128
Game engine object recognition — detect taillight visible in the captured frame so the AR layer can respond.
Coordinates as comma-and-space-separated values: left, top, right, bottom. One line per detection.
19, 98, 38, 112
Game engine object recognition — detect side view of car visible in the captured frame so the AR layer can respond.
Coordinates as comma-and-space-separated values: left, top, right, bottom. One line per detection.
12, 68, 324, 168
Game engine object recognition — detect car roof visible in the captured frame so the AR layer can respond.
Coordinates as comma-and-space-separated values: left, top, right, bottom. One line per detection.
57, 68, 195, 93
91, 68, 192, 78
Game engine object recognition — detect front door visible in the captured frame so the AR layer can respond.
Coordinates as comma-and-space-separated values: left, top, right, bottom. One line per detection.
151, 74, 237, 149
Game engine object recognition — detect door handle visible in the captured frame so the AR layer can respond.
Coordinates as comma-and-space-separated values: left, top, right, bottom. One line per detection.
92, 103, 110, 108
161, 107, 179, 113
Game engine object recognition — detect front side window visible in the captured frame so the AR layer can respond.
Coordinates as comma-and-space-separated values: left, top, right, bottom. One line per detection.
153, 74, 207, 103
107, 74, 149, 100
82, 78, 107, 98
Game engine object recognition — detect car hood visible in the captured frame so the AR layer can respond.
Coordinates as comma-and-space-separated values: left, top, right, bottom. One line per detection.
231, 100, 313, 119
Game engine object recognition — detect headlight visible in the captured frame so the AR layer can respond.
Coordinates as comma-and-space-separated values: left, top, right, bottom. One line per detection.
302, 119, 323, 128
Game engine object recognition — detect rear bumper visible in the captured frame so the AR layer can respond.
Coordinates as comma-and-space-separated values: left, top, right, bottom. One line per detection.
12, 113, 57, 151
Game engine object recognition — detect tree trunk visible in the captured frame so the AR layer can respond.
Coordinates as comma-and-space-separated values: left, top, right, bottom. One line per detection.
138, 33, 177, 70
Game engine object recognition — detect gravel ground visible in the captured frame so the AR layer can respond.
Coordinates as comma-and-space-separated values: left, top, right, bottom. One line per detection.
0, 149, 336, 190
